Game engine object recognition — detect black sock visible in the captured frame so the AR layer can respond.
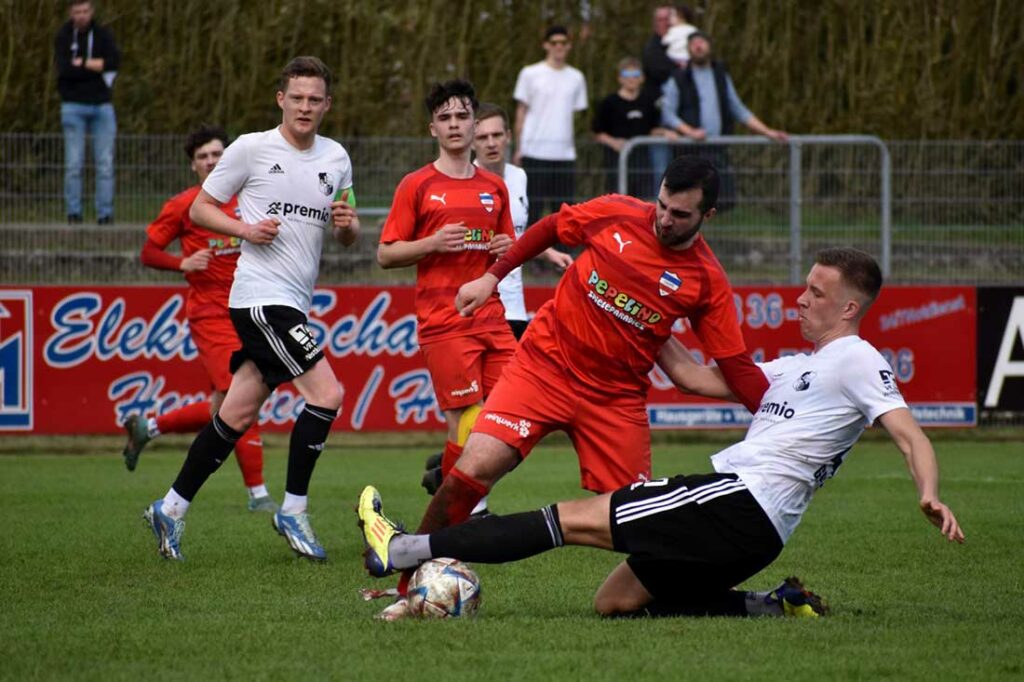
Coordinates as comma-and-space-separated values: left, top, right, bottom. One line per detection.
428, 505, 564, 563
285, 404, 337, 496
171, 414, 242, 501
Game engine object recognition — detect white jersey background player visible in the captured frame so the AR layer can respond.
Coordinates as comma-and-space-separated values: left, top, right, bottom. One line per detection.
471, 103, 572, 340
356, 246, 963, 621
142, 56, 359, 563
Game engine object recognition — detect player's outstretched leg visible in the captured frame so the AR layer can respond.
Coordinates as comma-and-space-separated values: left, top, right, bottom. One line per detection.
122, 401, 211, 471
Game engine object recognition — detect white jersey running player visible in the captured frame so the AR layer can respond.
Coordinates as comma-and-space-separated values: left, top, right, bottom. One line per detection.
143, 56, 359, 563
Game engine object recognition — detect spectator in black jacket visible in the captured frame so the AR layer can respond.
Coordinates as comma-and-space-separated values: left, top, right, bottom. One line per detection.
54, 0, 120, 224
640, 5, 677, 103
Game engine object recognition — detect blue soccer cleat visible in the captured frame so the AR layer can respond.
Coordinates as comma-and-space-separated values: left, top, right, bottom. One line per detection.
273, 510, 327, 561
771, 576, 829, 617
143, 499, 185, 561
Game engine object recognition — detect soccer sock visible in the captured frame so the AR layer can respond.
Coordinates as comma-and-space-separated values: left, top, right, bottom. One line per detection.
155, 401, 212, 435
233, 423, 265, 488
248, 484, 270, 499
440, 440, 463, 478
169, 413, 242, 504
470, 496, 489, 515
281, 492, 307, 515
387, 535, 434, 570
427, 505, 563, 564
161, 487, 191, 520
743, 589, 784, 617
285, 404, 337, 496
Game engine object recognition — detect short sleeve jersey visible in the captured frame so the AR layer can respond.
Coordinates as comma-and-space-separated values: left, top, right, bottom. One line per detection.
202, 127, 353, 313
523, 194, 746, 397
711, 336, 909, 542
380, 164, 515, 344
146, 185, 241, 321
513, 61, 589, 161
490, 163, 529, 321
591, 92, 659, 140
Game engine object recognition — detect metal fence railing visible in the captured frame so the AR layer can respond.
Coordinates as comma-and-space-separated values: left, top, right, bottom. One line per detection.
1, 134, 1021, 286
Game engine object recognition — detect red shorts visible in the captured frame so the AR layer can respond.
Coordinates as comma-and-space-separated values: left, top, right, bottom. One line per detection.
420, 330, 517, 411
473, 352, 652, 493
189, 317, 241, 393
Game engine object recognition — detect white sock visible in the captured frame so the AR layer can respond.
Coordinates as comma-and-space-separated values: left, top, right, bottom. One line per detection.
248, 484, 270, 499
744, 590, 783, 617
471, 495, 489, 515
281, 492, 307, 515
389, 534, 433, 570
162, 488, 190, 520
147, 417, 161, 439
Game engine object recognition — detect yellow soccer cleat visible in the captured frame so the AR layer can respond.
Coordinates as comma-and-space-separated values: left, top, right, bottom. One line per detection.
357, 485, 402, 577
775, 576, 829, 617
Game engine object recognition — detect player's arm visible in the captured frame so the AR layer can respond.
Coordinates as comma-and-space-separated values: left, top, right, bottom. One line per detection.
377, 224, 467, 269
142, 196, 211, 273
657, 337, 736, 400
455, 213, 560, 316
877, 408, 965, 543
190, 189, 279, 245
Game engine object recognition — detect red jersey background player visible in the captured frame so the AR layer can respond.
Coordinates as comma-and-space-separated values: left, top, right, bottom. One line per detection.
121, 124, 275, 512
371, 156, 769, 620
377, 80, 516, 515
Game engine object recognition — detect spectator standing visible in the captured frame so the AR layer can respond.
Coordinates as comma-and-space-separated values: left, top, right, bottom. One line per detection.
54, 0, 120, 224
592, 57, 671, 198
661, 31, 788, 209
513, 25, 588, 224
640, 5, 677, 103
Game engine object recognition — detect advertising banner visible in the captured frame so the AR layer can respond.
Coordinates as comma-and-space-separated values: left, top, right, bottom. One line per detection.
0, 285, 976, 434
976, 287, 1024, 420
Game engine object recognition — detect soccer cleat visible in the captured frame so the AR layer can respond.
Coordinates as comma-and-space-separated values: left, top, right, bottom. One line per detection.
421, 452, 443, 496
772, 576, 829, 617
357, 485, 403, 577
143, 500, 185, 561
247, 495, 279, 513
273, 510, 327, 561
375, 597, 412, 621
122, 414, 152, 472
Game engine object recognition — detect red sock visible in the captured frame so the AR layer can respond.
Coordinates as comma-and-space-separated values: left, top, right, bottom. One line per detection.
440, 441, 462, 478
398, 468, 489, 596
156, 401, 211, 434
234, 423, 264, 487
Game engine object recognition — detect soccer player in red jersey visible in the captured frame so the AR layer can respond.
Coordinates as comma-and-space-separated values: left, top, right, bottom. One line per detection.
377, 80, 516, 515
121, 124, 275, 512
371, 155, 768, 620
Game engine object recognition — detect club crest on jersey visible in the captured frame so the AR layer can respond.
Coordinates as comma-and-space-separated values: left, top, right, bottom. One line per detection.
658, 271, 681, 296
318, 172, 334, 196
478, 192, 494, 213
793, 371, 816, 391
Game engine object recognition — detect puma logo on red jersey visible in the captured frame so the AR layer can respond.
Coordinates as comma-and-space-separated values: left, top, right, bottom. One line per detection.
429, 193, 447, 206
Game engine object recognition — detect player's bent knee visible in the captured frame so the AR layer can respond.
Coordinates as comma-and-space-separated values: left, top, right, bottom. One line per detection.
455, 434, 519, 486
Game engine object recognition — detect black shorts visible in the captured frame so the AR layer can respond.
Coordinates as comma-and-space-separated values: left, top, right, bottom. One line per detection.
229, 305, 324, 389
609, 473, 783, 603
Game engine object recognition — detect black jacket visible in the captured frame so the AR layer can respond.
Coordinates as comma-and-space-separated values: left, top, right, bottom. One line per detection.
671, 61, 734, 134
54, 19, 120, 104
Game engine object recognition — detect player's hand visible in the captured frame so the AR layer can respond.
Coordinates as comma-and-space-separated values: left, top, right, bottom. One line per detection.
688, 128, 707, 141
489, 233, 513, 258
331, 189, 359, 246
180, 248, 213, 272
456, 274, 499, 317
434, 223, 467, 253
767, 128, 790, 143
544, 248, 573, 271
72, 57, 84, 67
244, 218, 280, 245
920, 498, 965, 543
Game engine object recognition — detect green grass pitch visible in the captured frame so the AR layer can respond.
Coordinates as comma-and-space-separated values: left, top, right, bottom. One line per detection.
2, 436, 1022, 680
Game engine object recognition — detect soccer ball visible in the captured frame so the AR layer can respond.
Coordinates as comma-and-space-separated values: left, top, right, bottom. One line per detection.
407, 558, 481, 618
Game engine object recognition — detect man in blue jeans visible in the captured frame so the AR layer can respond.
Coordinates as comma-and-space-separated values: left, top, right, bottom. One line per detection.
54, 0, 120, 225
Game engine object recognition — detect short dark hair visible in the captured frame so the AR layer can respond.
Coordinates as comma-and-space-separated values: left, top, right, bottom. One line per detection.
688, 30, 711, 44
545, 25, 570, 41
661, 156, 719, 213
424, 79, 478, 117
183, 124, 228, 160
475, 102, 509, 129
278, 56, 332, 93
676, 4, 697, 23
814, 247, 883, 305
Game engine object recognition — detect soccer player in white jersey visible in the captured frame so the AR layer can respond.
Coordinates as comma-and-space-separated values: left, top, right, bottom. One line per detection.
358, 247, 964, 617
143, 56, 359, 562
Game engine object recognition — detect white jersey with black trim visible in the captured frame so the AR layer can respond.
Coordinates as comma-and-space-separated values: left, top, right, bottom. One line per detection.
475, 162, 529, 322
711, 335, 908, 543
202, 126, 353, 312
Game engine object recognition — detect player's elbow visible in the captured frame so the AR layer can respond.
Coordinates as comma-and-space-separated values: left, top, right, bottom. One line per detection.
376, 244, 397, 269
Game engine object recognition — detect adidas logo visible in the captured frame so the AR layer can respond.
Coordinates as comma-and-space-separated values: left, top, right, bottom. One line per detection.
268, 163, 285, 175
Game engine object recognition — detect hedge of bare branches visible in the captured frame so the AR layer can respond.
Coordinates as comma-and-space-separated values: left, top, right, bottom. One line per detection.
5, 0, 1021, 137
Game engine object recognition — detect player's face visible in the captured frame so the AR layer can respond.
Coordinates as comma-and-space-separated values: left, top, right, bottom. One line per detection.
189, 139, 225, 184
654, 185, 714, 249
472, 117, 508, 166
277, 76, 331, 142
796, 264, 855, 343
429, 97, 475, 153
70, 2, 93, 30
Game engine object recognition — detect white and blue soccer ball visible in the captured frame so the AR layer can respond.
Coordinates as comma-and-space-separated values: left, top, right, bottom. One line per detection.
407, 558, 481, 619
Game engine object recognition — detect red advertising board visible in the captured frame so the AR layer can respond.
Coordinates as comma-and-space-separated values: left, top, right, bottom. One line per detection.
0, 285, 976, 434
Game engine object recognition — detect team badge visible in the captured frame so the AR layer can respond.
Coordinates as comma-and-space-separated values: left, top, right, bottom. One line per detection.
478, 192, 494, 213
658, 271, 681, 296
793, 371, 816, 391
318, 172, 334, 196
